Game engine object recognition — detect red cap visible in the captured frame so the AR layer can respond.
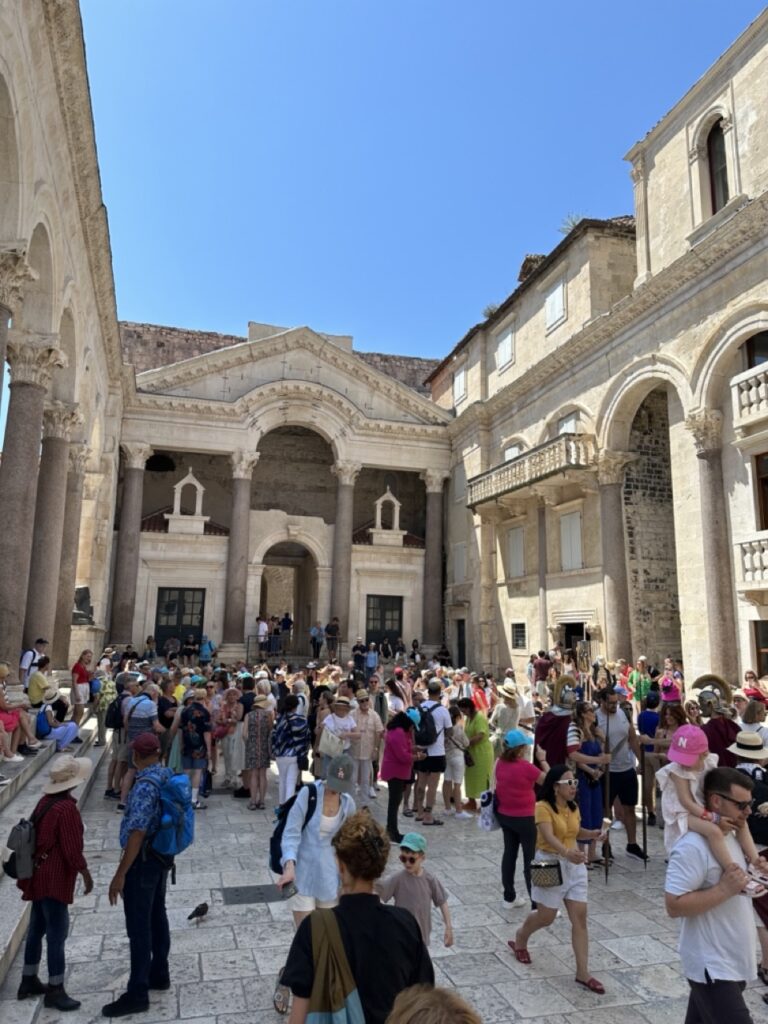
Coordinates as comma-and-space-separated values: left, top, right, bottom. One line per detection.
130, 733, 161, 755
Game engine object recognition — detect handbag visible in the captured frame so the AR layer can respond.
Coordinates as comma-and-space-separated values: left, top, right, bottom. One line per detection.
530, 860, 563, 887
318, 727, 344, 759
477, 762, 500, 832
464, 749, 475, 768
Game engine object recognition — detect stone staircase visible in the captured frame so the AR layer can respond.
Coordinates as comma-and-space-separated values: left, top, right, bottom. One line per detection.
0, 710, 112, 987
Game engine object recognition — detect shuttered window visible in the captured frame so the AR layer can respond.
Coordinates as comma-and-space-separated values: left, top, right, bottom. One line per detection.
560, 511, 582, 571
545, 279, 566, 329
508, 526, 525, 578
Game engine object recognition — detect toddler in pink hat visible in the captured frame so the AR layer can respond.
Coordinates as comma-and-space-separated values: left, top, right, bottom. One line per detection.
657, 724, 765, 892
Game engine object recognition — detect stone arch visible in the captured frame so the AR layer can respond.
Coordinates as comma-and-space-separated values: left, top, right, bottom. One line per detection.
51, 306, 77, 402
0, 70, 20, 240
253, 529, 329, 569
596, 354, 692, 451
538, 402, 596, 444
690, 104, 731, 158
244, 387, 356, 462
692, 302, 768, 410
21, 221, 54, 332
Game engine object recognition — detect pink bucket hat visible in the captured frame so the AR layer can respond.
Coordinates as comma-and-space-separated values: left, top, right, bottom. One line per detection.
667, 724, 709, 767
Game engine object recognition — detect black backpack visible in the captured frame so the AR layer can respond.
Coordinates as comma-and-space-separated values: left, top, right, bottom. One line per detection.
414, 703, 438, 748
105, 695, 124, 731
268, 784, 317, 875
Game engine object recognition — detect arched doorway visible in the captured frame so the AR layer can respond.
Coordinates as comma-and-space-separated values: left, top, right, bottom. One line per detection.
259, 541, 318, 657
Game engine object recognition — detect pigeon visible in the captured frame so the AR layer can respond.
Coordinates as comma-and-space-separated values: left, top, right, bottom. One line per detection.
187, 902, 208, 926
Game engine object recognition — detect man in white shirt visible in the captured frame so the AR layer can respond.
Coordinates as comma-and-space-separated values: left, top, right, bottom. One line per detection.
596, 687, 647, 861
414, 677, 453, 826
20, 639, 48, 689
665, 766, 759, 1023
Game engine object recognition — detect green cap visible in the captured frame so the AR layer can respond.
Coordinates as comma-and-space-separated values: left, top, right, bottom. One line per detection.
400, 832, 426, 854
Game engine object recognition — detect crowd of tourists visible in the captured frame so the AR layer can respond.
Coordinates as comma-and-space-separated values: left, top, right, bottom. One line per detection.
6, 635, 768, 1022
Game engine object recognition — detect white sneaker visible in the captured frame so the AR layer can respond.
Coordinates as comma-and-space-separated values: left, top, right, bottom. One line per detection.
503, 896, 528, 908
455, 811, 474, 820
610, 819, 624, 831
368, 787, 378, 799
3, 754, 23, 763
444, 807, 455, 816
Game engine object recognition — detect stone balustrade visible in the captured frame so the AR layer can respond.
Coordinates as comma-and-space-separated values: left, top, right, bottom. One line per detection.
732, 363, 768, 435
735, 533, 768, 589
467, 433, 597, 508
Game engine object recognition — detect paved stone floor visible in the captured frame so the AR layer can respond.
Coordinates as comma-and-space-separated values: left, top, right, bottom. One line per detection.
2, 763, 768, 1023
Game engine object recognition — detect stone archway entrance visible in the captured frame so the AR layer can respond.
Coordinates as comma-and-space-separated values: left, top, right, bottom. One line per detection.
259, 541, 318, 656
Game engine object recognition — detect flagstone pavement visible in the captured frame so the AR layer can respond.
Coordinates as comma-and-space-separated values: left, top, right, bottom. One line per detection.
2, 763, 767, 1024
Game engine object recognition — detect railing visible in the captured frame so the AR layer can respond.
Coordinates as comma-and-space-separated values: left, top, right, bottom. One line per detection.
467, 433, 597, 508
735, 533, 768, 586
732, 363, 768, 433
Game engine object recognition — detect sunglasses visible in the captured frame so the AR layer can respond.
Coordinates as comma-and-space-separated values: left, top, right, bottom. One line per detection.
399, 853, 420, 865
713, 793, 754, 812
556, 779, 577, 786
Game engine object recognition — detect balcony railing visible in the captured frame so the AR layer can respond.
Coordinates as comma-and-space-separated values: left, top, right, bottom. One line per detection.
467, 433, 597, 509
735, 532, 768, 595
732, 363, 768, 436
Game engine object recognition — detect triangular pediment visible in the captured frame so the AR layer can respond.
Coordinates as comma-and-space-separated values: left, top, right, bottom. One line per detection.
133, 326, 451, 427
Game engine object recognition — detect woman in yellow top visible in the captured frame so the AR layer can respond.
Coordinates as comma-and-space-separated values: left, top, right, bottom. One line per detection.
508, 764, 607, 995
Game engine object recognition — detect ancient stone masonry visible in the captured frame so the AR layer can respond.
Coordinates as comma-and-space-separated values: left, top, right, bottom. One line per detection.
623, 389, 682, 664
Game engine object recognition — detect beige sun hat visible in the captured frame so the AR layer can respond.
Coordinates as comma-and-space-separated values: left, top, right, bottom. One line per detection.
43, 754, 92, 795
500, 681, 518, 700
727, 731, 768, 761
43, 685, 59, 702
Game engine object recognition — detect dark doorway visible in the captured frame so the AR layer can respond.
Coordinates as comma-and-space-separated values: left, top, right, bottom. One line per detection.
155, 588, 205, 652
755, 622, 768, 678
365, 595, 403, 646
456, 619, 466, 668
564, 622, 585, 651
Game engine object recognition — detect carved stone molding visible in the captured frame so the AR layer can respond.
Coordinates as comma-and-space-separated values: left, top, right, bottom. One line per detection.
0, 247, 36, 317
420, 468, 450, 493
596, 449, 637, 486
230, 449, 259, 479
630, 158, 645, 186
68, 443, 92, 475
331, 461, 362, 487
121, 442, 153, 470
43, 402, 83, 441
685, 408, 723, 455
6, 334, 65, 390
83, 472, 103, 501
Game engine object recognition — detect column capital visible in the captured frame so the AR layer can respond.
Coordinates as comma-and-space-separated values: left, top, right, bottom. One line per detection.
121, 442, 152, 470
230, 449, 259, 479
331, 460, 362, 487
685, 408, 723, 455
630, 156, 645, 186
68, 443, 92, 475
420, 468, 450, 493
0, 247, 36, 317
596, 449, 637, 486
6, 332, 65, 389
43, 402, 82, 441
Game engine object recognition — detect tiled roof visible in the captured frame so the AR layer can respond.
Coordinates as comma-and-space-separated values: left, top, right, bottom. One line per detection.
140, 506, 230, 536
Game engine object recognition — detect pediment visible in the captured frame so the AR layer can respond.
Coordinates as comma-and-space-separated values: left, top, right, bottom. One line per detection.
134, 326, 450, 428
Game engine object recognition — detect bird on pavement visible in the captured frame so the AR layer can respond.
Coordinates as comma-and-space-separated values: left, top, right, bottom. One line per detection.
187, 902, 208, 925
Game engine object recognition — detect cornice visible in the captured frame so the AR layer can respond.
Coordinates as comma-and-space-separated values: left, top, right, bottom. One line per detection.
476, 191, 768, 423
134, 326, 452, 427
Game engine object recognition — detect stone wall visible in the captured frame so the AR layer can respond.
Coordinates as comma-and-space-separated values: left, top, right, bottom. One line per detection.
623, 388, 682, 664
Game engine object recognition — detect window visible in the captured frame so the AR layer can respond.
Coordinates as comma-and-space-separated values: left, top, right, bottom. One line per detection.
545, 279, 566, 329
756, 454, 768, 531
504, 443, 522, 462
507, 526, 525, 578
366, 595, 403, 646
452, 366, 466, 406
453, 463, 466, 502
557, 411, 579, 435
755, 622, 768, 679
453, 543, 466, 583
746, 332, 768, 370
496, 326, 514, 370
707, 119, 729, 215
511, 622, 527, 650
560, 511, 582, 571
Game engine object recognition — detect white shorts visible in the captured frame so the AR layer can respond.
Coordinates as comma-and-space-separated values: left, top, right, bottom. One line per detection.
72, 682, 90, 706
531, 858, 588, 909
288, 892, 338, 913
444, 755, 465, 784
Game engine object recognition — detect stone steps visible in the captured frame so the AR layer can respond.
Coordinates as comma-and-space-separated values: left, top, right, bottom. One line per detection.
0, 714, 110, 988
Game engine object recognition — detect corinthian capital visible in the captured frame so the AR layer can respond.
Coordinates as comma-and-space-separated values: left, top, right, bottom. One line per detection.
121, 442, 152, 470
596, 449, 637, 486
0, 247, 37, 317
68, 443, 92, 475
6, 332, 65, 390
685, 409, 723, 455
331, 460, 362, 487
420, 468, 450, 494
230, 449, 259, 479
43, 402, 83, 441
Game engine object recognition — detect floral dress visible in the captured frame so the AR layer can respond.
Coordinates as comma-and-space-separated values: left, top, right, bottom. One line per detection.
244, 707, 272, 769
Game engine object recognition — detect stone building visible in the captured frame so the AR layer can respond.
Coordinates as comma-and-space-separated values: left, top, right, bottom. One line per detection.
2, 2, 768, 682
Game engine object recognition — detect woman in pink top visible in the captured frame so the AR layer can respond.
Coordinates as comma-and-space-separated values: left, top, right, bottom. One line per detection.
495, 729, 548, 908
659, 659, 682, 703
380, 711, 416, 843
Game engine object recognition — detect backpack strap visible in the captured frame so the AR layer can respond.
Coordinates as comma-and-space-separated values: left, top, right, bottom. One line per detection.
302, 783, 318, 832
127, 694, 151, 720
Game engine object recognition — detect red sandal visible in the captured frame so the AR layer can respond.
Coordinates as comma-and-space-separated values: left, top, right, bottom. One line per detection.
507, 940, 531, 964
575, 977, 605, 994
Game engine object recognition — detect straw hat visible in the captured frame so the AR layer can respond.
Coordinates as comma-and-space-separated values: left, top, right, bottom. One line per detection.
43, 754, 91, 795
727, 731, 768, 761
43, 685, 59, 703
500, 681, 518, 701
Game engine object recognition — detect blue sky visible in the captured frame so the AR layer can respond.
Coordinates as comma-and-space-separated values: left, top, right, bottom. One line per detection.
80, 0, 767, 360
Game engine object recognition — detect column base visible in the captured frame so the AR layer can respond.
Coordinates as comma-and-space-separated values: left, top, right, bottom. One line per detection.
217, 644, 247, 666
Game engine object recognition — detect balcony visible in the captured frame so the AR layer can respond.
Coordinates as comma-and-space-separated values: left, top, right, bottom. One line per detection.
732, 363, 768, 438
735, 532, 768, 605
467, 433, 597, 510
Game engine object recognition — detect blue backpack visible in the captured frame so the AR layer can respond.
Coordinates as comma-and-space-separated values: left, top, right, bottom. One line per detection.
35, 709, 52, 740
144, 773, 194, 858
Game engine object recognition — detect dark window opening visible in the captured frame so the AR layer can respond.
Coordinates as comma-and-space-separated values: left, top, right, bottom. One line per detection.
756, 453, 768, 531
707, 119, 729, 215
754, 622, 768, 679
146, 452, 176, 473
746, 332, 768, 370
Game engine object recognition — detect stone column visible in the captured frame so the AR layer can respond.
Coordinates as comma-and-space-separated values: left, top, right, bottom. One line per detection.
222, 450, 259, 644
686, 410, 737, 677
52, 444, 91, 668
597, 450, 636, 659
0, 334, 65, 701
109, 442, 152, 644
536, 500, 548, 650
0, 249, 35, 423
330, 460, 361, 645
420, 469, 448, 649
24, 403, 83, 649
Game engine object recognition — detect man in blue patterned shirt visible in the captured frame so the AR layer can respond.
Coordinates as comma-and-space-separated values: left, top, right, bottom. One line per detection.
104, 734, 172, 1017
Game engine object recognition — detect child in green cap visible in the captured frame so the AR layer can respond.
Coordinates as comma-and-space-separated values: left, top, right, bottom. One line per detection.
376, 832, 453, 947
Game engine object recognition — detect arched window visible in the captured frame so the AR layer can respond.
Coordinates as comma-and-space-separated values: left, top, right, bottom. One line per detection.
707, 119, 729, 215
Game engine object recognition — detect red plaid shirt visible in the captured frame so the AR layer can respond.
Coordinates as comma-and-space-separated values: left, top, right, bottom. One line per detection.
17, 793, 87, 904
